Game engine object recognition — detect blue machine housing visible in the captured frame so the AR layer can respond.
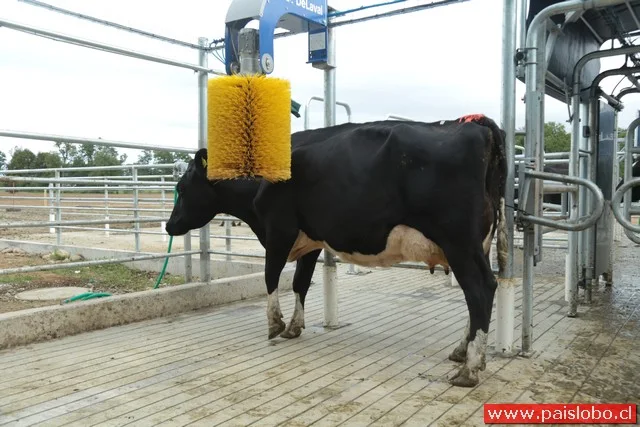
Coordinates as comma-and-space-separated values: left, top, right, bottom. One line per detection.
224, 0, 329, 75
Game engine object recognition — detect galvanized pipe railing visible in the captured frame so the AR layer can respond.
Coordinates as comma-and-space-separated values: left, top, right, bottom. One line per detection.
611, 178, 640, 240
0, 18, 225, 76
523, 0, 631, 347
520, 170, 605, 231
304, 96, 352, 130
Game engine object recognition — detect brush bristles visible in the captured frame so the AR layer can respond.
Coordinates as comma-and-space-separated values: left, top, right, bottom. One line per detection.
207, 74, 292, 182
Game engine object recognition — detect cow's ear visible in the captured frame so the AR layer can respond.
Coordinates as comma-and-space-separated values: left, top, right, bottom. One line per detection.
194, 149, 208, 174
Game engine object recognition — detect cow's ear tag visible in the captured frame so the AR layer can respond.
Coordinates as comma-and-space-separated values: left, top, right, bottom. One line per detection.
201, 157, 207, 169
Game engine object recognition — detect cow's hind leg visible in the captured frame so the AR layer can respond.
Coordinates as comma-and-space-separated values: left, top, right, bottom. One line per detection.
281, 249, 321, 339
265, 231, 298, 339
447, 247, 497, 387
449, 232, 494, 364
449, 317, 470, 363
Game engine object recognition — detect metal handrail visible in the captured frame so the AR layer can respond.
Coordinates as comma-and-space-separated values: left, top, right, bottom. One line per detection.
0, 129, 194, 154
0, 18, 225, 75
519, 170, 605, 231
385, 114, 415, 121
303, 96, 352, 130
611, 178, 640, 241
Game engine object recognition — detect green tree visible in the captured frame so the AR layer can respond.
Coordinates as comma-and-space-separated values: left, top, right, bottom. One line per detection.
136, 149, 190, 175
153, 150, 191, 164
8, 147, 37, 170
79, 143, 96, 166
542, 122, 571, 153
34, 151, 62, 170
91, 147, 123, 176
54, 142, 78, 166
136, 150, 153, 165
514, 122, 571, 153
0, 151, 6, 170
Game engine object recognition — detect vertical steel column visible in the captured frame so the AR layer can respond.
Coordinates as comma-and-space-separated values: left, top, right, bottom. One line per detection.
495, 0, 517, 356
54, 170, 61, 246
184, 231, 193, 282
518, 0, 528, 50
104, 181, 110, 236
567, 94, 581, 316
48, 183, 55, 234
323, 25, 339, 328
198, 37, 211, 283
225, 220, 232, 261
578, 102, 590, 292
132, 167, 141, 252
585, 99, 598, 302
160, 176, 167, 242
522, 20, 546, 355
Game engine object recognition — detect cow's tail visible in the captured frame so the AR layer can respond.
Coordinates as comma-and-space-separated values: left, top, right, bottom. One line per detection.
464, 114, 508, 276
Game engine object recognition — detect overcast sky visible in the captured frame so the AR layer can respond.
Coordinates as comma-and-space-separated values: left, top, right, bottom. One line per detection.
1, 0, 639, 163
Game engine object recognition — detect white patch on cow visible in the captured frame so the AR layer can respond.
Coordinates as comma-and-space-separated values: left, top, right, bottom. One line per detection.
450, 318, 470, 360
290, 293, 305, 329
267, 289, 282, 324
465, 329, 488, 372
288, 226, 450, 271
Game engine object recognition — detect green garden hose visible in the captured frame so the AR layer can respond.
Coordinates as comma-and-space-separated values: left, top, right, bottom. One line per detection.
153, 185, 178, 289
64, 186, 177, 303
63, 292, 112, 304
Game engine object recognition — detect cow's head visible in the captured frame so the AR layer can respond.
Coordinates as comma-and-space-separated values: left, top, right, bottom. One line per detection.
165, 148, 218, 236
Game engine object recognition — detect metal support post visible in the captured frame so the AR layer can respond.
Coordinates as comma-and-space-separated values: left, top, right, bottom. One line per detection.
198, 37, 211, 283
585, 100, 598, 302
225, 220, 233, 261
55, 170, 62, 246
48, 183, 55, 234
104, 181, 110, 237
161, 176, 167, 242
568, 60, 583, 317
522, 16, 546, 356
184, 232, 193, 282
495, 0, 517, 356
323, 25, 339, 328
132, 167, 141, 252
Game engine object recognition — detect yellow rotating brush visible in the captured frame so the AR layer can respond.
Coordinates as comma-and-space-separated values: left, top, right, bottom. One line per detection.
207, 74, 292, 182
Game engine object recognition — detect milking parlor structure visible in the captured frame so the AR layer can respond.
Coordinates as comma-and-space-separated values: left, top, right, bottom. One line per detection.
0, 0, 639, 425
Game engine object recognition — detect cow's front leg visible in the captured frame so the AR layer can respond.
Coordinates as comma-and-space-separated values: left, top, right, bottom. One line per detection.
264, 230, 298, 339
267, 289, 285, 339
281, 249, 321, 339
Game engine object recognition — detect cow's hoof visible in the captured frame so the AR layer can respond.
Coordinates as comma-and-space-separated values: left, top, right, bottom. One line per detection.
268, 319, 286, 339
280, 324, 303, 339
449, 366, 478, 388
448, 347, 466, 363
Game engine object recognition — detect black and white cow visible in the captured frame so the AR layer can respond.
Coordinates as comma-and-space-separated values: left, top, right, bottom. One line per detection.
166, 115, 508, 387
616, 157, 640, 202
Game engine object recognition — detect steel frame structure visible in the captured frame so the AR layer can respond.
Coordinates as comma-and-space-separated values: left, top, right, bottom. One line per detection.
511, 0, 640, 357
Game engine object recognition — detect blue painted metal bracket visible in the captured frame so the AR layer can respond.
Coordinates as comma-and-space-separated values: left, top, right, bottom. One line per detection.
224, 0, 328, 75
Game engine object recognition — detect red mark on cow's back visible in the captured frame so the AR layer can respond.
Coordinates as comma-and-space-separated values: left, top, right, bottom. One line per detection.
458, 114, 486, 124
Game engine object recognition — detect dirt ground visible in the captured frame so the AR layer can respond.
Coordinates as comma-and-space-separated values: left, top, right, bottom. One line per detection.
0, 249, 185, 314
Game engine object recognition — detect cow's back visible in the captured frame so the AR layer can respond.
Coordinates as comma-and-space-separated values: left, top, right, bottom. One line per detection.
272, 120, 494, 253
